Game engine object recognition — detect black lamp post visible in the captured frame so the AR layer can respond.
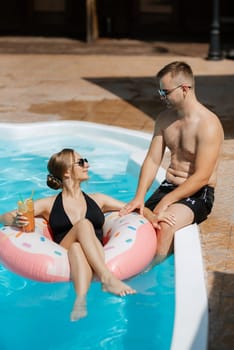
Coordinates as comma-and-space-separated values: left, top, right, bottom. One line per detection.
207, 0, 223, 60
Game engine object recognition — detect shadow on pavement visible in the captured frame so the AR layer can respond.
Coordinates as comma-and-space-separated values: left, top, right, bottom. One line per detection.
84, 75, 234, 139
208, 271, 234, 350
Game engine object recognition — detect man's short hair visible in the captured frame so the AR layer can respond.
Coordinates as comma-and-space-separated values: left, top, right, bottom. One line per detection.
156, 61, 194, 85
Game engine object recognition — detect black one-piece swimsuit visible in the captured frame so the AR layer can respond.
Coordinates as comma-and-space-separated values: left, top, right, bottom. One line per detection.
49, 192, 105, 244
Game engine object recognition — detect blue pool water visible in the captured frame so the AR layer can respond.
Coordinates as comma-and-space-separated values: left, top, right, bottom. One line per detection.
0, 132, 174, 350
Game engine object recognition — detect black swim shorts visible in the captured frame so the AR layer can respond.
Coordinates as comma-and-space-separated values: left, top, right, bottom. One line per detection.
145, 180, 215, 224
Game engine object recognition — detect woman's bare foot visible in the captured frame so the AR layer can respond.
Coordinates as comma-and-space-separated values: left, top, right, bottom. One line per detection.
70, 295, 87, 322
102, 274, 136, 296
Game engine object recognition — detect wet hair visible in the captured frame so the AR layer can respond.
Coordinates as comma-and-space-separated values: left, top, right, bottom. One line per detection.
156, 61, 194, 86
47, 148, 75, 190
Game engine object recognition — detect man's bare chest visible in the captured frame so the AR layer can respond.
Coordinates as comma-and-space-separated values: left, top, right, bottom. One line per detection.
164, 124, 197, 160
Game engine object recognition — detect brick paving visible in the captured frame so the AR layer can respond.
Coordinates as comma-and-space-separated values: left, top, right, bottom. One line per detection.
0, 37, 233, 349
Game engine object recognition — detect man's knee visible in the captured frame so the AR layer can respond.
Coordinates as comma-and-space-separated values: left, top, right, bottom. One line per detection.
168, 203, 194, 228
158, 221, 174, 234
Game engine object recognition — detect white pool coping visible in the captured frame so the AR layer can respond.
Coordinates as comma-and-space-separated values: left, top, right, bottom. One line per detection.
0, 121, 208, 350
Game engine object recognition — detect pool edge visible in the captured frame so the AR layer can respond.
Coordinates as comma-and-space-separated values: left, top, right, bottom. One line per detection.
171, 225, 208, 350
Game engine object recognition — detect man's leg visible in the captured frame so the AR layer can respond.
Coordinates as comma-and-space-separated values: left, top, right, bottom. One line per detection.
154, 203, 194, 264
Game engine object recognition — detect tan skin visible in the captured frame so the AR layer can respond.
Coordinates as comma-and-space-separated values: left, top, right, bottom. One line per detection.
120, 71, 224, 263
0, 150, 177, 320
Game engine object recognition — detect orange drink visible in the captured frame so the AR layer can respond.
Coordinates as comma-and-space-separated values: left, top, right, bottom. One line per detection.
17, 198, 35, 232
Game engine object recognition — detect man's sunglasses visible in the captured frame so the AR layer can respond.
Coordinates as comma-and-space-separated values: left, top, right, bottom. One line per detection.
158, 84, 191, 98
73, 158, 88, 167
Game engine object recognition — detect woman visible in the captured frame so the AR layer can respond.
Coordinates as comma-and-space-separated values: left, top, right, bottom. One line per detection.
0, 149, 176, 321
0, 148, 137, 321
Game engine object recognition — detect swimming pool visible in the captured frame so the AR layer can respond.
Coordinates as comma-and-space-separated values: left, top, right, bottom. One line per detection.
0, 121, 208, 350
0, 122, 175, 350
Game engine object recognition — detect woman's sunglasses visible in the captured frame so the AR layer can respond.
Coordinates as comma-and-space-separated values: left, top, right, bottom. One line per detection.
73, 158, 88, 167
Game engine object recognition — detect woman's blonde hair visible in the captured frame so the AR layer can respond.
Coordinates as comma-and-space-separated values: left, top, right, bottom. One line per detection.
47, 148, 75, 190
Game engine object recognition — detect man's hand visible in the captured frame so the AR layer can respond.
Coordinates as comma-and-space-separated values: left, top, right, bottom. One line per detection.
143, 207, 176, 230
119, 198, 144, 216
151, 211, 176, 229
153, 197, 170, 215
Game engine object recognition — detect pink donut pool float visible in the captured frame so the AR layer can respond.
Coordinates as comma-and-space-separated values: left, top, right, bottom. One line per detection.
0, 212, 157, 282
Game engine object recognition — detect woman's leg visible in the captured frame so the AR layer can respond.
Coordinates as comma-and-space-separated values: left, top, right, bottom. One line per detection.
68, 242, 93, 321
61, 218, 136, 297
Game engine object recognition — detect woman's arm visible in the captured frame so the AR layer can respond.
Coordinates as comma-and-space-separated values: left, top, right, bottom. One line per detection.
33, 197, 55, 221
90, 193, 125, 213
0, 210, 18, 227
0, 196, 55, 228
91, 193, 175, 227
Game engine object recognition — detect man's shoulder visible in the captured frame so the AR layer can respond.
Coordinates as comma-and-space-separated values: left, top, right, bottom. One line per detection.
199, 104, 223, 128
197, 105, 224, 141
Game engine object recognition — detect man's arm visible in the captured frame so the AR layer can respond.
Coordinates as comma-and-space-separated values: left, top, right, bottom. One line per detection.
135, 137, 163, 197
153, 116, 224, 213
120, 123, 166, 215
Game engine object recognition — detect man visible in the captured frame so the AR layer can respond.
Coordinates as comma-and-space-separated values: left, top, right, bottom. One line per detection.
120, 61, 224, 264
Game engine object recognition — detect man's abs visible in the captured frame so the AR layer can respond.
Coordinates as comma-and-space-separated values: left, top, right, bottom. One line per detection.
166, 166, 217, 187
166, 166, 191, 185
